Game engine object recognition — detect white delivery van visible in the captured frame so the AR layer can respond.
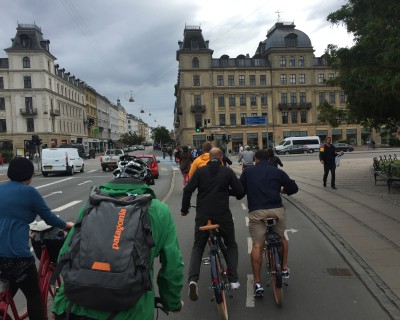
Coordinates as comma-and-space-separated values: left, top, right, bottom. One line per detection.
41, 148, 84, 176
274, 136, 321, 153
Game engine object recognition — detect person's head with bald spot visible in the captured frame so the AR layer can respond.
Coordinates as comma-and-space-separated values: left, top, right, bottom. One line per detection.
209, 147, 223, 161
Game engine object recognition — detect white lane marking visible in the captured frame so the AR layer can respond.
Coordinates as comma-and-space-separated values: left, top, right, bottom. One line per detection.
43, 191, 63, 198
161, 167, 168, 171
53, 200, 82, 212
245, 216, 249, 227
87, 170, 97, 173
241, 203, 247, 210
36, 177, 74, 189
161, 169, 176, 203
247, 237, 252, 254
284, 228, 298, 241
246, 274, 255, 307
172, 167, 180, 171
77, 180, 93, 186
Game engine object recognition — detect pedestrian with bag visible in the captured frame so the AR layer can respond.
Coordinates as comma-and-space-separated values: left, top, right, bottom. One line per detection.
319, 136, 344, 189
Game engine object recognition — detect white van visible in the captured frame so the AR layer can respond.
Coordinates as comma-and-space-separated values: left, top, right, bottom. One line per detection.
41, 148, 84, 176
274, 136, 321, 153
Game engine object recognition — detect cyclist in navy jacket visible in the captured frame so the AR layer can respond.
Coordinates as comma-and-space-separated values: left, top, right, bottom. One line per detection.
239, 149, 298, 297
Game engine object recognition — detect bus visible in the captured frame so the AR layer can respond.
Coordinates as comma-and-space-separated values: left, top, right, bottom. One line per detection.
274, 136, 321, 153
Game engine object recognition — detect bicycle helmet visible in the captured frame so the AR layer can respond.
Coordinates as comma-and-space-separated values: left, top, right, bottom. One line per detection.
113, 156, 153, 184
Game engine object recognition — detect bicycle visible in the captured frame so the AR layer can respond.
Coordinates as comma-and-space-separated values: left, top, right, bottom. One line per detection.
263, 218, 286, 306
0, 220, 64, 320
200, 220, 231, 320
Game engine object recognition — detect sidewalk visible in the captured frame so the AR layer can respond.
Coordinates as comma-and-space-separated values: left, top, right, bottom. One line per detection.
229, 153, 400, 319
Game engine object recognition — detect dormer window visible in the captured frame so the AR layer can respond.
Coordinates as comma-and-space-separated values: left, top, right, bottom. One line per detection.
285, 34, 298, 48
23, 57, 30, 68
20, 35, 32, 48
190, 39, 199, 49
192, 57, 199, 68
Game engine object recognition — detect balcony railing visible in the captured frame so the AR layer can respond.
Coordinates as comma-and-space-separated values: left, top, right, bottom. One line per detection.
278, 102, 312, 110
176, 106, 182, 115
190, 105, 206, 113
50, 108, 61, 117
20, 108, 38, 115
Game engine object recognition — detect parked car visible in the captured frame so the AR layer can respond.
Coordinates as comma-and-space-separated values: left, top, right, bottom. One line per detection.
334, 143, 354, 152
41, 148, 84, 176
135, 154, 159, 179
137, 145, 145, 150
276, 145, 310, 155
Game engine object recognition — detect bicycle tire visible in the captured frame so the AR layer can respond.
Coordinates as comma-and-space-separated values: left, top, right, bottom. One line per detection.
211, 254, 228, 320
41, 269, 61, 320
270, 247, 283, 306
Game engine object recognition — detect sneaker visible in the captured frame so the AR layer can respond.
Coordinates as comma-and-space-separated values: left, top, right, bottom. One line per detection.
323, 182, 327, 187
188, 281, 198, 301
254, 283, 264, 297
282, 267, 290, 279
230, 282, 240, 290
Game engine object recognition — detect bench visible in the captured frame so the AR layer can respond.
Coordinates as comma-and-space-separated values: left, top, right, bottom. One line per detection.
371, 154, 400, 192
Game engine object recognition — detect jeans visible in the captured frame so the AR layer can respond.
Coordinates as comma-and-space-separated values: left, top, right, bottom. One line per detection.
188, 213, 238, 283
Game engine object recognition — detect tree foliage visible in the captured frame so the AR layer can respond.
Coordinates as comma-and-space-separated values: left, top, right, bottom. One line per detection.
119, 132, 145, 146
317, 101, 347, 128
326, 0, 400, 131
151, 126, 171, 145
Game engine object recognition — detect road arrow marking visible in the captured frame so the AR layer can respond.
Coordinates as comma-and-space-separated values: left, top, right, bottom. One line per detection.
43, 191, 63, 198
284, 228, 298, 241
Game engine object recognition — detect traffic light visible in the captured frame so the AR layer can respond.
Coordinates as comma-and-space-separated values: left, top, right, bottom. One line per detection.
108, 139, 113, 147
31, 135, 42, 146
88, 118, 94, 126
222, 134, 227, 142
196, 125, 200, 133
227, 134, 232, 142
204, 119, 208, 128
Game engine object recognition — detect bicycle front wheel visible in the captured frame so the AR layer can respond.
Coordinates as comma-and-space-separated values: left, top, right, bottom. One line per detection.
41, 268, 61, 319
270, 247, 283, 306
211, 254, 228, 320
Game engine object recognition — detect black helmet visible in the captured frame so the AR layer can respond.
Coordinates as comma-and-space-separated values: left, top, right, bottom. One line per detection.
113, 157, 153, 184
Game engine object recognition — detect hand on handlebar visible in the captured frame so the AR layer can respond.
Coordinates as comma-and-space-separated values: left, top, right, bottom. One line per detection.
65, 221, 74, 230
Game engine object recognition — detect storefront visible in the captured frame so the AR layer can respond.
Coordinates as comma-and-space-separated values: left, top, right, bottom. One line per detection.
192, 134, 206, 148
246, 133, 258, 149
230, 133, 243, 154
332, 129, 342, 143
346, 129, 357, 144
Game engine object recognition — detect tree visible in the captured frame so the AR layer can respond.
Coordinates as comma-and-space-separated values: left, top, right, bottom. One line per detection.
326, 0, 400, 131
151, 126, 171, 145
119, 132, 145, 146
317, 101, 347, 128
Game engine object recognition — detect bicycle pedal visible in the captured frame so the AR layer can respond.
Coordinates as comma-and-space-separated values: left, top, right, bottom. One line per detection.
202, 257, 210, 265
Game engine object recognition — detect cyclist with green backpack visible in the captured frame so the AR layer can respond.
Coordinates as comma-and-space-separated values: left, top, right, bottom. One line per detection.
52, 157, 184, 320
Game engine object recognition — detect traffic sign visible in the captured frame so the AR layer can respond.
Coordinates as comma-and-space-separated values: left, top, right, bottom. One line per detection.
245, 116, 266, 125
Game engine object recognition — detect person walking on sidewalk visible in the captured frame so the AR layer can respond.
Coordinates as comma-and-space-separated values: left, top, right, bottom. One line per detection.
319, 136, 343, 189
181, 147, 245, 301
239, 149, 298, 297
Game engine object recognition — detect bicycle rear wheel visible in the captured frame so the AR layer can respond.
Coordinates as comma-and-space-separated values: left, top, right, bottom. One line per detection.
211, 254, 228, 320
270, 247, 283, 306
41, 269, 61, 319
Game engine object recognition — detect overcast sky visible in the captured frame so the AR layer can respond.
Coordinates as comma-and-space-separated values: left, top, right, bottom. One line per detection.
0, 0, 354, 130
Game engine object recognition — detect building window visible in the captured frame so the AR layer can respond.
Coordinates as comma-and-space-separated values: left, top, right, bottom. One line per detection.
195, 114, 202, 129
300, 92, 306, 104
328, 73, 335, 80
291, 111, 298, 123
23, 57, 30, 68
228, 75, 234, 86
25, 97, 33, 113
289, 56, 295, 67
261, 93, 267, 105
319, 92, 325, 104
240, 113, 247, 125
238, 59, 245, 67
282, 112, 288, 124
301, 111, 307, 123
239, 75, 245, 86
192, 57, 199, 68
298, 56, 304, 67
218, 94, 225, 107
249, 75, 256, 86
280, 74, 287, 85
290, 92, 297, 104
217, 75, 224, 86
229, 94, 235, 106
219, 114, 226, 126
329, 92, 336, 103
281, 93, 288, 104
230, 114, 236, 125
0, 77, 3, 89
194, 95, 201, 106
318, 73, 324, 84
0, 119, 6, 132
20, 35, 32, 48
239, 94, 246, 106
27, 118, 34, 132
0, 97, 5, 110
193, 75, 200, 86
24, 76, 32, 88
279, 56, 286, 67
254, 58, 260, 66
290, 74, 296, 84
260, 75, 266, 85
299, 74, 305, 84
250, 94, 257, 106
340, 91, 345, 103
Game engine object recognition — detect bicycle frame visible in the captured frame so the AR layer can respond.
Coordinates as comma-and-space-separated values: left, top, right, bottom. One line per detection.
200, 220, 230, 320
264, 219, 284, 306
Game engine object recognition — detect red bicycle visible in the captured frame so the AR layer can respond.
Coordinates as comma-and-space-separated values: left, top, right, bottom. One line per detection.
0, 221, 64, 320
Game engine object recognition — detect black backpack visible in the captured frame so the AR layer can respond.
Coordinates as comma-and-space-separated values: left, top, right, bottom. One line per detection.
52, 186, 155, 313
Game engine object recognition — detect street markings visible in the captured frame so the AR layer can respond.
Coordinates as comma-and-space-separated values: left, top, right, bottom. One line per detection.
241, 203, 247, 210
284, 228, 298, 241
43, 191, 63, 198
245, 216, 249, 226
247, 237, 252, 254
36, 177, 74, 189
53, 200, 82, 212
246, 274, 255, 307
77, 180, 93, 186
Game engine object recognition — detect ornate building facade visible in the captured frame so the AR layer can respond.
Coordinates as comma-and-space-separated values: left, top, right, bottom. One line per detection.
174, 23, 375, 151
